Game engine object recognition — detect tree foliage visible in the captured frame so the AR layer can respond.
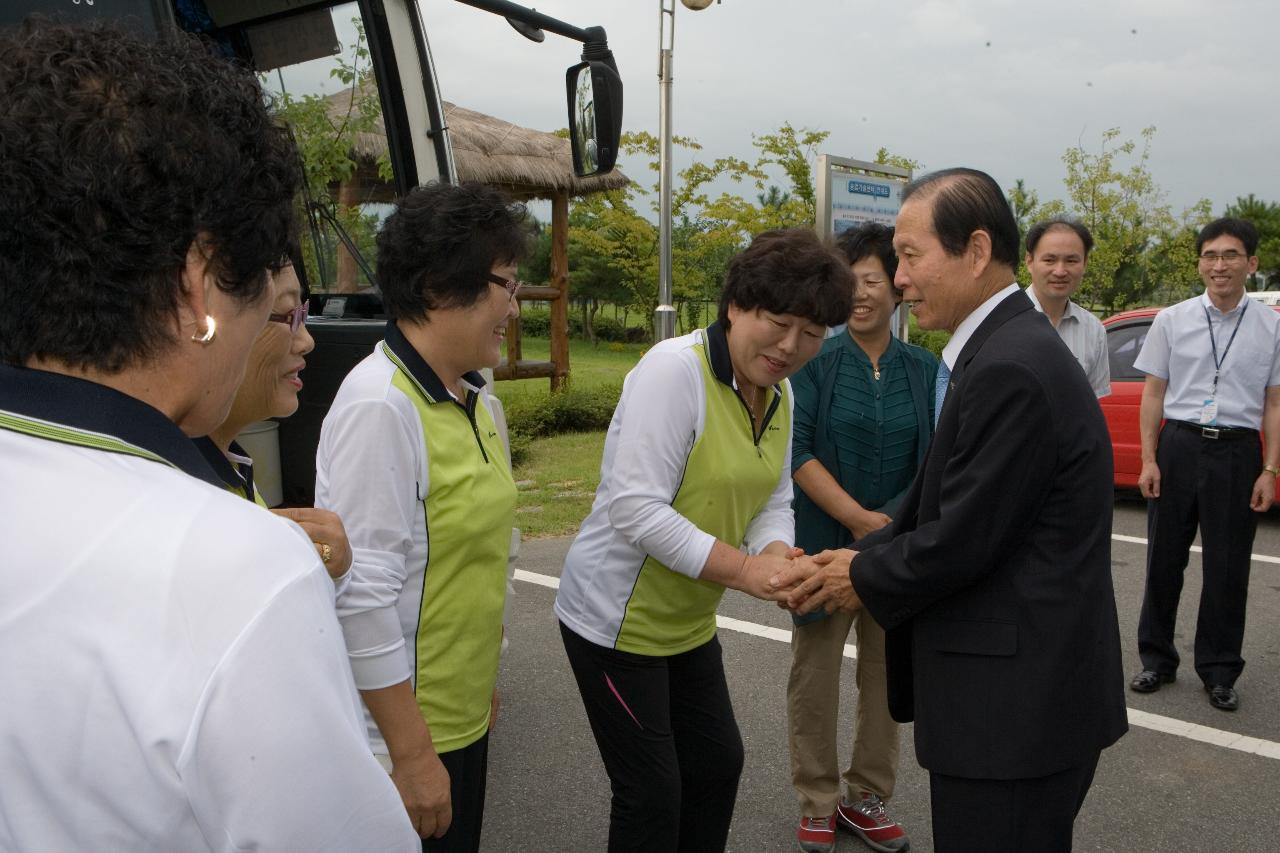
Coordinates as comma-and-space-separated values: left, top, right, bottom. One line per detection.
268, 19, 390, 290
1021, 127, 1211, 313
568, 124, 844, 338
1224, 193, 1280, 285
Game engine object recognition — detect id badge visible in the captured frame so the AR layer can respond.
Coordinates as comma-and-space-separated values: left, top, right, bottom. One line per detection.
1200, 398, 1219, 426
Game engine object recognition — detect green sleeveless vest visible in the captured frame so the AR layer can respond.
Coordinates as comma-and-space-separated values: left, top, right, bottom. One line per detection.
387, 348, 516, 752
615, 340, 791, 655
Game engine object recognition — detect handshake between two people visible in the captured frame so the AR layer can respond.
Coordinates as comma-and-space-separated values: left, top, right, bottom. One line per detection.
736, 548, 863, 615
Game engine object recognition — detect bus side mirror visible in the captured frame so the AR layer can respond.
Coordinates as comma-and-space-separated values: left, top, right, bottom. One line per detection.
566, 59, 622, 177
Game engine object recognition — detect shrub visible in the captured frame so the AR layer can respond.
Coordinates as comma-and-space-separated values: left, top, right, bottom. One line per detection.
519, 309, 550, 337
592, 316, 650, 344
911, 328, 950, 360
504, 382, 622, 466
514, 307, 583, 339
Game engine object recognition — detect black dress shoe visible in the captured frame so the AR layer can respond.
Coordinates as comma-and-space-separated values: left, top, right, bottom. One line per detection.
1206, 685, 1239, 711
1130, 669, 1175, 693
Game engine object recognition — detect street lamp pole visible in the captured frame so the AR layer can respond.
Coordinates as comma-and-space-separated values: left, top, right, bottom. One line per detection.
655, 0, 677, 341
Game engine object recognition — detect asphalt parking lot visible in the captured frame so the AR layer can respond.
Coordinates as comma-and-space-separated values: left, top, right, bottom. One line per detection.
479, 497, 1280, 852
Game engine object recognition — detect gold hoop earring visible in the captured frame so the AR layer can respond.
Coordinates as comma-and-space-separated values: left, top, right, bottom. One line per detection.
191, 315, 217, 344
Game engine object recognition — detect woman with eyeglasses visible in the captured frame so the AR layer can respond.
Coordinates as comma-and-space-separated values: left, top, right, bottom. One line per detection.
316, 182, 527, 853
191, 251, 354, 581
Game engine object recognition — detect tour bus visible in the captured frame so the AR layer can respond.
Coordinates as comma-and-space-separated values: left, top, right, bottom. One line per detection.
2, 0, 622, 506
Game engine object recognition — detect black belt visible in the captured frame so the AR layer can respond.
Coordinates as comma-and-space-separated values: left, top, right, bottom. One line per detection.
1168, 420, 1259, 441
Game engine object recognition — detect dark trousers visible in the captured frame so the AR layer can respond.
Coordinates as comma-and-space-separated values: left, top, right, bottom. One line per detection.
929, 752, 1100, 853
1138, 422, 1259, 687
560, 622, 745, 853
423, 732, 489, 853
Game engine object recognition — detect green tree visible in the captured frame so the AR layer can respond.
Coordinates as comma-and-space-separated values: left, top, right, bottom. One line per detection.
269, 19, 390, 290
1057, 127, 1209, 313
757, 185, 792, 209
1223, 194, 1280, 285
872, 147, 921, 173
569, 129, 767, 338
568, 125, 919, 336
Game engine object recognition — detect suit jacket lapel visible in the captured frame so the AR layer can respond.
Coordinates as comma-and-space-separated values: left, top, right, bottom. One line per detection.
950, 289, 1034, 390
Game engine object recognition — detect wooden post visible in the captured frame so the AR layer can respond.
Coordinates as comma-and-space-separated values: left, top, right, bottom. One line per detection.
505, 307, 522, 368
549, 190, 571, 392
335, 178, 360, 293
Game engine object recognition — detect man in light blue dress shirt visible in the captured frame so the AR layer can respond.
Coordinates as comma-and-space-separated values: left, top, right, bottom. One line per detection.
1130, 217, 1280, 712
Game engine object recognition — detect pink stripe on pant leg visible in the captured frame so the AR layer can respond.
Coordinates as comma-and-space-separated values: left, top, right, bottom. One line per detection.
604, 673, 644, 730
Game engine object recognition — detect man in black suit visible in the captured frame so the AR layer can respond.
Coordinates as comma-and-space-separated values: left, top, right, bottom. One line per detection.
772, 168, 1128, 852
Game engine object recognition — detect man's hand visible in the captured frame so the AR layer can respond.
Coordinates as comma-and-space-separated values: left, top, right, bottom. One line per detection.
850, 510, 892, 540
1251, 471, 1276, 512
1138, 461, 1161, 500
271, 507, 354, 579
768, 549, 862, 615
390, 749, 452, 839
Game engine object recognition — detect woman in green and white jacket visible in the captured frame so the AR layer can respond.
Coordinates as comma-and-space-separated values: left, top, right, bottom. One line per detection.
317, 183, 529, 853
555, 228, 855, 853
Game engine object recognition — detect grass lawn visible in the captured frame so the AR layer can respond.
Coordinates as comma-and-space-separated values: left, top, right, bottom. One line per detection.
511, 429, 607, 538
492, 336, 637, 538
492, 335, 645, 408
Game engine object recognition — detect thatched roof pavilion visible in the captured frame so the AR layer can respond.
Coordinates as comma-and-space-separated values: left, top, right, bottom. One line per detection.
322, 86, 627, 388
324, 86, 628, 200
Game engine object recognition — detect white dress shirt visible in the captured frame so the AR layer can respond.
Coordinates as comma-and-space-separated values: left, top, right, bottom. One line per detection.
1134, 291, 1280, 430
1025, 286, 1111, 397
0, 368, 416, 853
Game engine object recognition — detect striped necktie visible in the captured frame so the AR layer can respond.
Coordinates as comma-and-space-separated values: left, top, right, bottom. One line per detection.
934, 361, 951, 427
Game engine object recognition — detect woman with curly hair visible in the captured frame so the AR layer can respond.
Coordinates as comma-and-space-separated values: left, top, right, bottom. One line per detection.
0, 20, 415, 851
316, 181, 530, 852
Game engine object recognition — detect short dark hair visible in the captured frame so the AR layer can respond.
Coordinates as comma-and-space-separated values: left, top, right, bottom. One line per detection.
376, 182, 532, 322
902, 168, 1021, 273
1026, 217, 1094, 257
1196, 217, 1259, 256
834, 222, 898, 280
0, 20, 300, 371
717, 228, 853, 329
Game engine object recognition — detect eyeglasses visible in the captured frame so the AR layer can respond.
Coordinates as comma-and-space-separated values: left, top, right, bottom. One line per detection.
1199, 251, 1247, 264
487, 273, 525, 299
268, 303, 309, 333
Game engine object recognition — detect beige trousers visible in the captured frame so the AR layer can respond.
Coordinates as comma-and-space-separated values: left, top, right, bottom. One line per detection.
786, 607, 900, 818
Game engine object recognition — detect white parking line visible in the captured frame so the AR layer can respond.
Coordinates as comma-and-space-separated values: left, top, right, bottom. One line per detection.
514, 567, 1279, 762
1112, 533, 1280, 565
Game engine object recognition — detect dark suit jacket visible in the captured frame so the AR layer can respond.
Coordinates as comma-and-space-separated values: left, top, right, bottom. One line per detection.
851, 289, 1128, 780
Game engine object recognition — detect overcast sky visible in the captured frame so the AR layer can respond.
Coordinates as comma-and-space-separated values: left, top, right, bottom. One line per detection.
417, 0, 1278, 222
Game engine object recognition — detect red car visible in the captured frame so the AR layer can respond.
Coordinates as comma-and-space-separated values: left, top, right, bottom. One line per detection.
1101, 301, 1280, 488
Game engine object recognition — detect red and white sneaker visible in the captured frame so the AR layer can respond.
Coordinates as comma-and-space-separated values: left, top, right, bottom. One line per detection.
837, 793, 910, 852
796, 814, 837, 853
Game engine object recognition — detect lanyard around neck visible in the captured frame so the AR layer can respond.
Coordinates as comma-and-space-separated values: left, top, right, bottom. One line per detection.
1204, 298, 1248, 395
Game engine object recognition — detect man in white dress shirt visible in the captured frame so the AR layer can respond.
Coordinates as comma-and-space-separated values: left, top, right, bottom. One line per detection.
1024, 218, 1110, 397
1130, 217, 1280, 712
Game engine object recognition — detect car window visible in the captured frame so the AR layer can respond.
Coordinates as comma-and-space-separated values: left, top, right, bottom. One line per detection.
1107, 322, 1150, 381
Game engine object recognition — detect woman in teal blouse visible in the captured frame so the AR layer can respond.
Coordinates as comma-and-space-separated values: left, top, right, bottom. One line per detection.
785, 223, 937, 853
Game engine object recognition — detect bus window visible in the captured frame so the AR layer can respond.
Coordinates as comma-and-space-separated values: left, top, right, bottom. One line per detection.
249, 2, 396, 297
